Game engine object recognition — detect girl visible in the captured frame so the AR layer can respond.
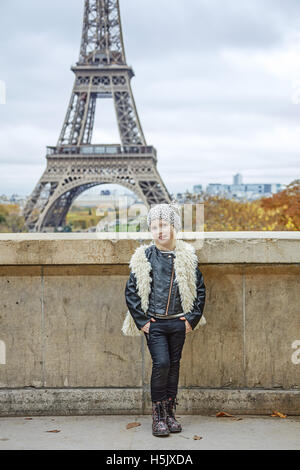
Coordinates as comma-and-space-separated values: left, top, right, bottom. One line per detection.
122, 201, 206, 437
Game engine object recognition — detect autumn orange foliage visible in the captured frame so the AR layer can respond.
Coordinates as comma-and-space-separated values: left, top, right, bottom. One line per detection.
185, 179, 300, 231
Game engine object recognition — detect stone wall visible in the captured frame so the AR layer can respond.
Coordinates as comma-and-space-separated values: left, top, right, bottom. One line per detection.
0, 232, 299, 415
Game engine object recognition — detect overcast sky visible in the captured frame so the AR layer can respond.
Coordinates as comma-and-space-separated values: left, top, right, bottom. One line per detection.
1, 0, 300, 197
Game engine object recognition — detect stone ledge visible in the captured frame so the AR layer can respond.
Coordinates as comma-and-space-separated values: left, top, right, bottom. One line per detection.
0, 232, 299, 265
0, 388, 299, 416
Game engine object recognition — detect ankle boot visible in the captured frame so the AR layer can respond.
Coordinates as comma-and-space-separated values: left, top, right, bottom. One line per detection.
163, 397, 182, 432
151, 400, 169, 437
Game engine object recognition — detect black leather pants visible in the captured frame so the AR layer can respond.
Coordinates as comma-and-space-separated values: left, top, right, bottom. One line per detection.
144, 317, 186, 402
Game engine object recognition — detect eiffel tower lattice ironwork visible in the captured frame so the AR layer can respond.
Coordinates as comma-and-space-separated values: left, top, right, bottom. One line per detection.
23, 0, 171, 232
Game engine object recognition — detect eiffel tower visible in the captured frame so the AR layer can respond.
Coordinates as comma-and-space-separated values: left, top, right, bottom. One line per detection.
23, 0, 171, 232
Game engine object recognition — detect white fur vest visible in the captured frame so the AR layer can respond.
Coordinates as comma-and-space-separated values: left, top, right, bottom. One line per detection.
121, 239, 206, 336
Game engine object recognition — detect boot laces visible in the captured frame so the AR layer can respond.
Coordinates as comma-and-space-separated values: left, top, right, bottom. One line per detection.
168, 397, 178, 415
153, 401, 165, 421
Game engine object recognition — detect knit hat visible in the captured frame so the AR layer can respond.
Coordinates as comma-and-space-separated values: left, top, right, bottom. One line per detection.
147, 199, 182, 232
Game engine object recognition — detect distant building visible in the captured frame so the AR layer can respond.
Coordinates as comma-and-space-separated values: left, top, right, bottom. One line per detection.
0, 193, 27, 208
74, 191, 136, 207
0, 194, 9, 204
193, 184, 203, 193
205, 175, 283, 200
206, 184, 231, 195
100, 189, 111, 196
233, 173, 243, 185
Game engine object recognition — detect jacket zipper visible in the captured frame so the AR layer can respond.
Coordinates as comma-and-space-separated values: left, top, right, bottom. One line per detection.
165, 260, 175, 315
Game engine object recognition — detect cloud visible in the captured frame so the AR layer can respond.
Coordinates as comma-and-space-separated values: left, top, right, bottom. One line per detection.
0, 0, 299, 196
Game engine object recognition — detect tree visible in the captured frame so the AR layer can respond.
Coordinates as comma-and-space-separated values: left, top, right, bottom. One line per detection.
260, 179, 300, 230
184, 180, 299, 231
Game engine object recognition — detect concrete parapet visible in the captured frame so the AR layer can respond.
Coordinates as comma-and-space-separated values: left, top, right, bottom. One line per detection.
0, 232, 299, 415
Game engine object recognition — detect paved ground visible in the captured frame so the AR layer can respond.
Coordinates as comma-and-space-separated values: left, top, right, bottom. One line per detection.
0, 414, 299, 450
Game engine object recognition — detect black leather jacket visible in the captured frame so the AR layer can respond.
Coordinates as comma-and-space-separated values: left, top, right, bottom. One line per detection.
125, 244, 206, 330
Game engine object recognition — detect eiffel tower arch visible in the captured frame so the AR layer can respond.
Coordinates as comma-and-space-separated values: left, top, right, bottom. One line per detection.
23, 0, 171, 232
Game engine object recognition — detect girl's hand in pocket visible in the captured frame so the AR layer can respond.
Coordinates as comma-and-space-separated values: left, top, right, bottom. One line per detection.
180, 317, 192, 333
141, 318, 156, 333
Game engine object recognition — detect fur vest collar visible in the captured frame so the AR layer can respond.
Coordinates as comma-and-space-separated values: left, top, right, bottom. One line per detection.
122, 239, 206, 336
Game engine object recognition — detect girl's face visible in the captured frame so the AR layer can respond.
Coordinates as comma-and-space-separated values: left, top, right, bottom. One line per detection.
150, 219, 175, 247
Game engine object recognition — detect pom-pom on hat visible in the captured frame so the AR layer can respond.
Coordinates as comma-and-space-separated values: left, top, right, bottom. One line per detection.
147, 199, 182, 232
